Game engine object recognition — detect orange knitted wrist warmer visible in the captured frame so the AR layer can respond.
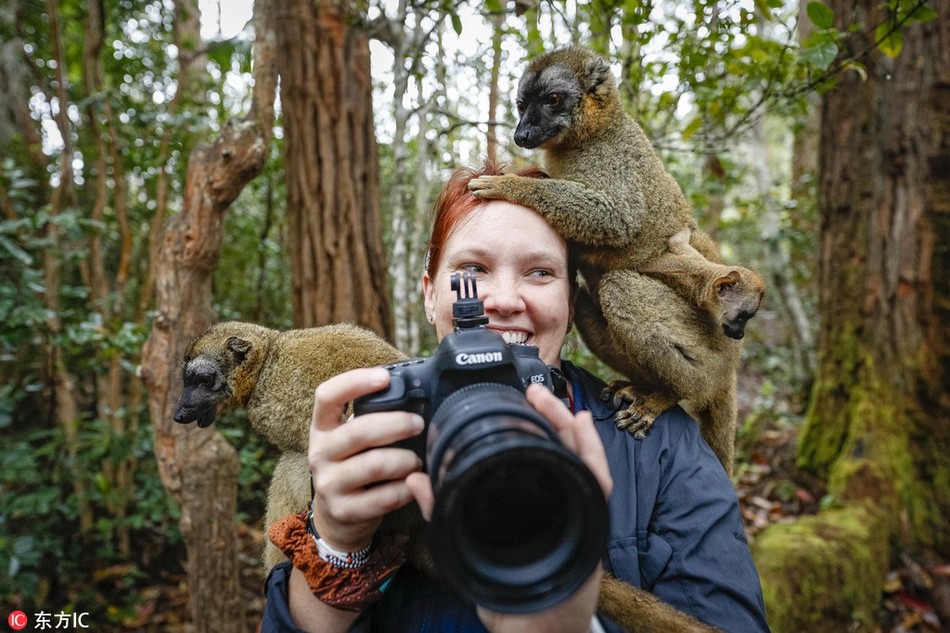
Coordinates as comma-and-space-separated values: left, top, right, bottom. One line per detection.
268, 511, 407, 612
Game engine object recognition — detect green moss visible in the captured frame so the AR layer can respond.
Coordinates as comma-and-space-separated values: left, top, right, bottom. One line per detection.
797, 327, 867, 475
766, 276, 950, 633
906, 433, 950, 555
756, 358, 926, 631
797, 381, 847, 474
752, 505, 889, 632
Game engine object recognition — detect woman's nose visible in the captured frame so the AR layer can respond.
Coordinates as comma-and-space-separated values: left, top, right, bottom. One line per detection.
482, 278, 525, 315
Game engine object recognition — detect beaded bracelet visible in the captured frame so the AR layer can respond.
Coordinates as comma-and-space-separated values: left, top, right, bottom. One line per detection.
304, 503, 373, 569
268, 509, 407, 612
315, 536, 373, 569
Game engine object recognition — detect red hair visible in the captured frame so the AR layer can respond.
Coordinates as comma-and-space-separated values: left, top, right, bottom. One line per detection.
425, 160, 549, 277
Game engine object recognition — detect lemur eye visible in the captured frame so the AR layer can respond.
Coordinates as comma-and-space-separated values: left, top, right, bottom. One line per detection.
516, 100, 525, 115
547, 92, 563, 108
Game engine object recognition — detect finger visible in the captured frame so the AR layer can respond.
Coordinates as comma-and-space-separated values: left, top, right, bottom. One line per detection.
312, 367, 391, 432
325, 446, 423, 494
320, 479, 418, 526
405, 472, 434, 522
317, 411, 424, 461
526, 382, 571, 417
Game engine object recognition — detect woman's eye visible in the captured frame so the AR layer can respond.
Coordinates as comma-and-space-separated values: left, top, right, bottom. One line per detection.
529, 269, 553, 278
459, 264, 485, 275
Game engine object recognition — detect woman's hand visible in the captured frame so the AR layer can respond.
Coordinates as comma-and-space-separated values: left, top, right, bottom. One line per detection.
405, 383, 613, 633
308, 367, 425, 553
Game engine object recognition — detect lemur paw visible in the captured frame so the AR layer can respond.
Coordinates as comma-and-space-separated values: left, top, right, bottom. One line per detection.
600, 380, 631, 406
614, 402, 660, 441
603, 381, 672, 441
468, 174, 518, 200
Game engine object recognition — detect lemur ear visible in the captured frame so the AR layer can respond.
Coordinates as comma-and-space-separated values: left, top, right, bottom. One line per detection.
582, 55, 613, 94
225, 336, 253, 364
714, 271, 742, 296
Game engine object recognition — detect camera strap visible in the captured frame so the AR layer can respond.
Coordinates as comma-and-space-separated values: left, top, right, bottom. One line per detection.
549, 366, 574, 411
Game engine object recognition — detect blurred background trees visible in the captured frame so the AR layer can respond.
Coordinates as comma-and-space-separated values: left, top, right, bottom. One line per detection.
1, 0, 945, 630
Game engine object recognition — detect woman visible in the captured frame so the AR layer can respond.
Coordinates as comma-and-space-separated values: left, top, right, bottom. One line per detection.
262, 163, 770, 632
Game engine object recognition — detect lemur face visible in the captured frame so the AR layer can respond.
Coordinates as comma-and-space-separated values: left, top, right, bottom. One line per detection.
174, 355, 229, 428
514, 63, 583, 150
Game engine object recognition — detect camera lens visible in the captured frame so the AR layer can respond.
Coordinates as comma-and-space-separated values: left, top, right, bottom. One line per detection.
425, 384, 608, 614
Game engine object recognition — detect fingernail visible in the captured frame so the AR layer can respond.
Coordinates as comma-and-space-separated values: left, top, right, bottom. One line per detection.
410, 414, 425, 432
369, 368, 390, 386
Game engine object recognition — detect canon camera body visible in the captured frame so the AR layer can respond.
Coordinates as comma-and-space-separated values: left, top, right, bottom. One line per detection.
354, 273, 608, 615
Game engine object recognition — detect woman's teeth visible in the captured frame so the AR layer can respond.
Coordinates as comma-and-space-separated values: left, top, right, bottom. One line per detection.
500, 331, 528, 345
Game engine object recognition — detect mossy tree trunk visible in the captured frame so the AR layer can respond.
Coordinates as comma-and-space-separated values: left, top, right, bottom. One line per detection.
751, 1, 950, 630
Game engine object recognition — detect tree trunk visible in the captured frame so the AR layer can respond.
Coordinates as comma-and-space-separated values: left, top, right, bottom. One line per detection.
751, 2, 950, 630
138, 2, 276, 631
276, 0, 393, 337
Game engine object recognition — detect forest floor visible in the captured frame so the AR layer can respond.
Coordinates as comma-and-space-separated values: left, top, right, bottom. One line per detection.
126, 378, 947, 632
735, 418, 948, 632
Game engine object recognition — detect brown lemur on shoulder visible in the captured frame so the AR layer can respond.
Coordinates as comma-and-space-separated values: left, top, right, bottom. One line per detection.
173, 321, 409, 571
175, 322, 721, 632
469, 46, 766, 476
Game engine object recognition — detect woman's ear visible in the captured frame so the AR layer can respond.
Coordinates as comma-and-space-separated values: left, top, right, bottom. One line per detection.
422, 271, 435, 321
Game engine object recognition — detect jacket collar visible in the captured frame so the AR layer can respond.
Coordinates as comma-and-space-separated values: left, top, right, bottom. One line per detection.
559, 360, 619, 424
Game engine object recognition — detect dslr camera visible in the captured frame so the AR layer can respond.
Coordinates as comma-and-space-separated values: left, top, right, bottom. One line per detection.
354, 273, 608, 614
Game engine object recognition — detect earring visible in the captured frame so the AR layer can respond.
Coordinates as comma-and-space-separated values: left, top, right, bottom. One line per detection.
426, 313, 435, 323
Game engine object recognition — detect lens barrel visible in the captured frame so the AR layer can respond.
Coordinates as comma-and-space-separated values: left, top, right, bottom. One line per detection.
425, 384, 609, 614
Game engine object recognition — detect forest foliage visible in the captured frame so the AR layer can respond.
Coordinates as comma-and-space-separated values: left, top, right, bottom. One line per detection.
0, 0, 940, 627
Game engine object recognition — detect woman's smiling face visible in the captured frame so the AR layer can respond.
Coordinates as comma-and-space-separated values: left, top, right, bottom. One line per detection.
423, 199, 572, 367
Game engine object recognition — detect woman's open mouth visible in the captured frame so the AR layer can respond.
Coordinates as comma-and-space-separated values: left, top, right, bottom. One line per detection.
494, 329, 529, 345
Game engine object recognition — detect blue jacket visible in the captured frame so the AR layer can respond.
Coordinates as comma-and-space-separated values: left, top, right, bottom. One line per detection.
261, 361, 771, 632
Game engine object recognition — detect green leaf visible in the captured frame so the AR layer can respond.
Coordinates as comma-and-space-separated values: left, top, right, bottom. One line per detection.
876, 22, 904, 58
484, 0, 504, 14
907, 5, 938, 23
801, 40, 839, 70
0, 235, 32, 265
806, 1, 835, 29
681, 116, 703, 142
450, 13, 463, 36
205, 38, 236, 70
